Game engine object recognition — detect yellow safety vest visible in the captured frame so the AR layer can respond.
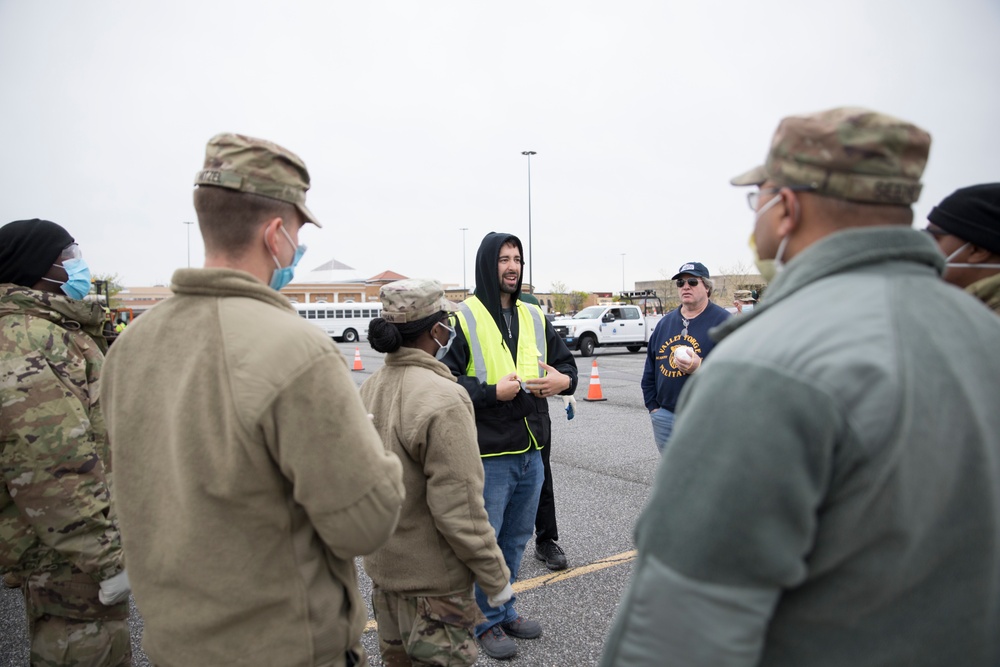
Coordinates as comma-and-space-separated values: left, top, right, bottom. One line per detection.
455, 296, 548, 456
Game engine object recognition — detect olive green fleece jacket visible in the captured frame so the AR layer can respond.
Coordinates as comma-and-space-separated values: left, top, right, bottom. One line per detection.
102, 269, 404, 667
361, 347, 510, 597
602, 227, 1000, 667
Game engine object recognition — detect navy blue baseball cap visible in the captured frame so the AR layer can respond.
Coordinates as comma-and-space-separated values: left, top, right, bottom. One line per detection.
671, 261, 710, 280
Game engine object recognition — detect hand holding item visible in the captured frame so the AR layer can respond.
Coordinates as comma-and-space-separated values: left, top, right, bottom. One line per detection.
496, 372, 522, 401
673, 347, 701, 374
487, 582, 515, 608
98, 570, 131, 606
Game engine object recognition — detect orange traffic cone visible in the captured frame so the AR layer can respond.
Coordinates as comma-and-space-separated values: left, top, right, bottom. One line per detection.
352, 347, 364, 372
583, 359, 607, 402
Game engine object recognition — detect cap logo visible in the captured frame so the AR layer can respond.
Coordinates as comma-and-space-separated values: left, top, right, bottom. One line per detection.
195, 169, 245, 190
873, 181, 922, 204
680, 263, 695, 272
196, 169, 222, 185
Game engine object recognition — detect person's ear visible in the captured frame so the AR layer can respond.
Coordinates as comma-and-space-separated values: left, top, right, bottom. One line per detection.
967, 244, 996, 264
262, 217, 284, 256
775, 189, 801, 237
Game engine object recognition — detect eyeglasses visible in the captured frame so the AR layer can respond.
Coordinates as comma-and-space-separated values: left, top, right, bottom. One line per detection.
675, 278, 700, 288
746, 185, 815, 211
922, 226, 949, 239
58, 243, 82, 261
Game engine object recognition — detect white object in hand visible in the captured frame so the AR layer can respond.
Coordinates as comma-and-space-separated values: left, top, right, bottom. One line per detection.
487, 582, 514, 608
98, 570, 131, 606
674, 347, 693, 363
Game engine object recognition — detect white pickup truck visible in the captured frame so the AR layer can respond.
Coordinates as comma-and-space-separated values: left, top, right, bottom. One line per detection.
551, 299, 663, 357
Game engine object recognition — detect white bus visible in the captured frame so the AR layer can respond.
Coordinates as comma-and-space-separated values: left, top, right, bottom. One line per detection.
292, 302, 383, 343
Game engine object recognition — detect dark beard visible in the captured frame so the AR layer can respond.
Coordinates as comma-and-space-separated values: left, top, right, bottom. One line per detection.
500, 281, 518, 295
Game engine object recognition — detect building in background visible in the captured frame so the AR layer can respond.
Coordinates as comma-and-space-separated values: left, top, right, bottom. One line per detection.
113, 263, 766, 320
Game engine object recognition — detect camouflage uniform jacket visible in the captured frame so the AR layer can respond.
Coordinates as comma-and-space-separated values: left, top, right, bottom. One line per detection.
0, 284, 124, 581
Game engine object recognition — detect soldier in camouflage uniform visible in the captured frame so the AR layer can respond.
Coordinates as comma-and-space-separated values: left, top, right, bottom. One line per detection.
601, 108, 1000, 667
361, 279, 514, 666
0, 219, 131, 666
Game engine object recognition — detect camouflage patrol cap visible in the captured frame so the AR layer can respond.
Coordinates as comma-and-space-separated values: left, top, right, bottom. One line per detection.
380, 278, 458, 323
194, 133, 321, 227
731, 107, 931, 205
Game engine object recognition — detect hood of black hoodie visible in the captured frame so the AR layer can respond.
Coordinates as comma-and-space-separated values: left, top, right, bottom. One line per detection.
473, 231, 523, 330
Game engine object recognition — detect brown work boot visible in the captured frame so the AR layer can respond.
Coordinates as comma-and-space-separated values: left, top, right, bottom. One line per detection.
2, 572, 23, 589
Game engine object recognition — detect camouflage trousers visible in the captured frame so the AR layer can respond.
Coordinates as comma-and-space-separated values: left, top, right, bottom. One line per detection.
371, 587, 486, 667
22, 564, 131, 667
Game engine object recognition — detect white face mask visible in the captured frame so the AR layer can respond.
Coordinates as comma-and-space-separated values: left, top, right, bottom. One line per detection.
752, 193, 788, 277
945, 242, 1000, 269
433, 321, 456, 360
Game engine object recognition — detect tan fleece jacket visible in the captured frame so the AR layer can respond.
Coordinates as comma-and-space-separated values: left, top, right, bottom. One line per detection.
102, 268, 403, 667
361, 347, 510, 597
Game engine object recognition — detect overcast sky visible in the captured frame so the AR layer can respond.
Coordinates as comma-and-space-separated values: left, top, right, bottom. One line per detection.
2, 1, 998, 293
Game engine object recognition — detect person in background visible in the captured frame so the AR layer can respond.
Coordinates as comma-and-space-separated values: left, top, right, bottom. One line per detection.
0, 218, 131, 666
101, 134, 403, 667
441, 232, 578, 660
641, 262, 730, 454
519, 290, 570, 572
924, 182, 1000, 314
732, 289, 756, 313
361, 278, 513, 667
602, 107, 1000, 667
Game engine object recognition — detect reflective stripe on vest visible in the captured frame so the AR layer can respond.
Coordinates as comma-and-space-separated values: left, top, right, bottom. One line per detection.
456, 297, 547, 384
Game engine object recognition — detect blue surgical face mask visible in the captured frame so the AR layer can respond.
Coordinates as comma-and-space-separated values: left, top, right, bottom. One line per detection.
42, 257, 92, 300
433, 321, 457, 360
268, 225, 306, 291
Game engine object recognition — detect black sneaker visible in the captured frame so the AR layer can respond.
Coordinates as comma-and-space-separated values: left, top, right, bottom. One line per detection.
534, 539, 568, 570
478, 624, 518, 660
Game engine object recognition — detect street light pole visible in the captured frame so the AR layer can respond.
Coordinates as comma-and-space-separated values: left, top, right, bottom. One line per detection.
459, 227, 469, 297
521, 151, 536, 294
621, 253, 626, 294
183, 220, 195, 268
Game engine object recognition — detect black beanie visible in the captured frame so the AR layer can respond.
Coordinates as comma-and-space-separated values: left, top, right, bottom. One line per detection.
927, 183, 1000, 256
0, 219, 75, 287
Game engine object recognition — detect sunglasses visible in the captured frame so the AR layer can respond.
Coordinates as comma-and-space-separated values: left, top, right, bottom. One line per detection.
675, 278, 701, 288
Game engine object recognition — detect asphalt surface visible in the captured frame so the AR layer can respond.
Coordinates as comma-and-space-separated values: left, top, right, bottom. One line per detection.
1, 342, 660, 666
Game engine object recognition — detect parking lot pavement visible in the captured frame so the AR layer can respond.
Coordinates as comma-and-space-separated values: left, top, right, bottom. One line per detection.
1, 344, 658, 666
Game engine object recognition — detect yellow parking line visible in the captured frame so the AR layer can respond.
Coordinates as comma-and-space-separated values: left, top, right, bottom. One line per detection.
363, 549, 636, 633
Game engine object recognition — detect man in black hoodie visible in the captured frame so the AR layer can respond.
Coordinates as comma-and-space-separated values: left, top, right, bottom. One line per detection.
443, 232, 578, 660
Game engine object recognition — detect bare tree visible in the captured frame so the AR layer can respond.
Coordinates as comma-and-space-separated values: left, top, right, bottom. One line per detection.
568, 290, 589, 314
657, 269, 680, 313
549, 280, 570, 314
90, 272, 125, 309
712, 261, 765, 307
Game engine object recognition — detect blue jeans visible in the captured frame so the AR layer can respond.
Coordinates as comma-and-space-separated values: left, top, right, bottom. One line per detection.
650, 408, 675, 455
474, 448, 544, 636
